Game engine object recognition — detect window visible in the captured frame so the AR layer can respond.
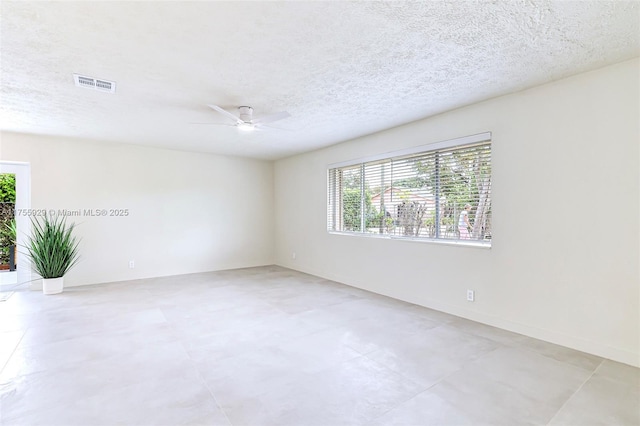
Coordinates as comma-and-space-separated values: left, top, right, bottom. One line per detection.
327, 133, 492, 245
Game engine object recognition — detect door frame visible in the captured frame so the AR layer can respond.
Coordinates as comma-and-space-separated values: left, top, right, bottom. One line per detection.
0, 161, 32, 289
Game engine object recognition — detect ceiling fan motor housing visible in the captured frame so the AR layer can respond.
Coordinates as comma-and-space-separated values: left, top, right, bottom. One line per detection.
238, 106, 253, 123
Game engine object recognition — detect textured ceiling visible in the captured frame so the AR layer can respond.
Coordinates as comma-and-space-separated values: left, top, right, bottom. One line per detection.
1, 1, 638, 160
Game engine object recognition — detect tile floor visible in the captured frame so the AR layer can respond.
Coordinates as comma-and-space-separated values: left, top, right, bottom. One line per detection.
0, 266, 638, 425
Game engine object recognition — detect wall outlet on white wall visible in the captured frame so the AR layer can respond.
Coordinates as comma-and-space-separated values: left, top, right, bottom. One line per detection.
129, 260, 135, 269
292, 252, 296, 260
466, 289, 475, 302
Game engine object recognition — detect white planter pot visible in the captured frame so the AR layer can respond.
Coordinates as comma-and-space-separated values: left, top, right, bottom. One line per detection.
42, 277, 64, 295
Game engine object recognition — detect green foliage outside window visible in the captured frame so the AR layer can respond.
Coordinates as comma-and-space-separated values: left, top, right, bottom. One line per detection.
0, 174, 16, 203
0, 174, 16, 264
340, 170, 382, 232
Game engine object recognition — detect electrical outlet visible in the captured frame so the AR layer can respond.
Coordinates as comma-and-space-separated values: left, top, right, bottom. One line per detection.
466, 289, 475, 302
129, 260, 135, 269
292, 252, 296, 260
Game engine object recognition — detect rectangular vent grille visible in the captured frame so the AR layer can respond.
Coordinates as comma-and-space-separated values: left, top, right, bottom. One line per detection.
73, 74, 116, 93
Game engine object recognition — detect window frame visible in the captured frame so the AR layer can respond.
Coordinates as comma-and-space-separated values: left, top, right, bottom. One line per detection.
327, 132, 492, 248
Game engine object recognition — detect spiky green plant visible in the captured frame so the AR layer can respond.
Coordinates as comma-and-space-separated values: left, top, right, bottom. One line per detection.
25, 214, 80, 279
5, 218, 16, 245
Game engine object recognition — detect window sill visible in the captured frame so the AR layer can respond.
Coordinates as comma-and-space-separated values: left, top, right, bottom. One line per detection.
327, 231, 491, 249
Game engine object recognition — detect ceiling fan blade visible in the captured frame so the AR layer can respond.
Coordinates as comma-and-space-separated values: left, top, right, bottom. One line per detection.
207, 104, 241, 123
189, 122, 236, 127
253, 111, 291, 125
257, 123, 292, 131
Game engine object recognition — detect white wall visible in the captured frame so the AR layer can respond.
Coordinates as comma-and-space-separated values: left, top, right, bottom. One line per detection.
274, 59, 640, 367
0, 132, 275, 286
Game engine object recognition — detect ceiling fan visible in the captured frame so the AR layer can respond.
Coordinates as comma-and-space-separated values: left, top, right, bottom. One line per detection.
201, 104, 291, 131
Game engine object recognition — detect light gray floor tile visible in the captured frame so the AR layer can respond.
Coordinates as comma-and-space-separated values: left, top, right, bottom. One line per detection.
17, 308, 167, 348
0, 330, 24, 373
0, 265, 636, 426
370, 389, 481, 426
3, 374, 231, 426
548, 360, 640, 426
0, 321, 180, 381
1, 341, 200, 421
365, 323, 501, 387
223, 356, 424, 426
421, 347, 596, 425
448, 316, 532, 346
333, 313, 442, 355
513, 335, 604, 372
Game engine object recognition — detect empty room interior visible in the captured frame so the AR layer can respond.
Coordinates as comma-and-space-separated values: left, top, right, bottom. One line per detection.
0, 1, 638, 425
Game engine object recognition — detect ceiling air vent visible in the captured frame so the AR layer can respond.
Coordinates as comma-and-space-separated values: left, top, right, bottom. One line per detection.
73, 74, 116, 93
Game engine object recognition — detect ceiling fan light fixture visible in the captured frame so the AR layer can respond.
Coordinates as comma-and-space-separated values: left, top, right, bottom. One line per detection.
237, 122, 255, 131
204, 104, 289, 132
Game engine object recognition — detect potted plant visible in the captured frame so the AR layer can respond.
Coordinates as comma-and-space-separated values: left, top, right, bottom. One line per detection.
24, 214, 80, 295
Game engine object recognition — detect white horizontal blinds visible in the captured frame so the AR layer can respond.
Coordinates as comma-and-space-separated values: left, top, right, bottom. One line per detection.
327, 136, 491, 243
339, 164, 363, 232
388, 153, 437, 238
328, 132, 491, 169
436, 143, 492, 240
363, 160, 392, 234
327, 169, 337, 231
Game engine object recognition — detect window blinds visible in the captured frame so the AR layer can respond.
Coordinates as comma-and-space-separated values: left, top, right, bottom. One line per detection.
328, 135, 492, 244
